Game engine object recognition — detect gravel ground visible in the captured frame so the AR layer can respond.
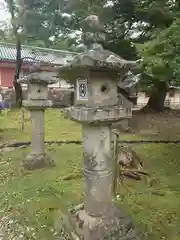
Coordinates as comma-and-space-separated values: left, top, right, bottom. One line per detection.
0, 214, 36, 240
0, 214, 72, 240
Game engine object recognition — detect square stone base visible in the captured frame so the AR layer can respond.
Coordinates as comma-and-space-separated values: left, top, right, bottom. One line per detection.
23, 153, 55, 170
60, 203, 141, 240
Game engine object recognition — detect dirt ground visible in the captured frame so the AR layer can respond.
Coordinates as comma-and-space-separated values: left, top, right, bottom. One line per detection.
130, 110, 180, 140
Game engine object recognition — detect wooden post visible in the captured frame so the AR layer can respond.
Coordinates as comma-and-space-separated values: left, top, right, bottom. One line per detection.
112, 129, 119, 198
21, 107, 25, 132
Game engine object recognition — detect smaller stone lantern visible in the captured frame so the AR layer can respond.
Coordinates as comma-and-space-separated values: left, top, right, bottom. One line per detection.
19, 64, 58, 170
58, 15, 140, 240
114, 71, 140, 131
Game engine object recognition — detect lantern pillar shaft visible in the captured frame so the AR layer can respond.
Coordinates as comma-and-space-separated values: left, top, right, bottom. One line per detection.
30, 109, 45, 155
82, 124, 112, 217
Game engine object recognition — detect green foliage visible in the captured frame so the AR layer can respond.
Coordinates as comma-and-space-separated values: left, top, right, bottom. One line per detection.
3, 0, 176, 54
137, 18, 180, 87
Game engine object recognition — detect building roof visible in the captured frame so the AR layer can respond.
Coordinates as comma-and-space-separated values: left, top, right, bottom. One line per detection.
0, 42, 77, 65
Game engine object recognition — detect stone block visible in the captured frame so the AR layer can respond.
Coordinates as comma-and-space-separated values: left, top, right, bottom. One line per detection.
61, 204, 141, 240
0, 88, 72, 108
28, 83, 48, 100
74, 73, 118, 108
23, 153, 55, 170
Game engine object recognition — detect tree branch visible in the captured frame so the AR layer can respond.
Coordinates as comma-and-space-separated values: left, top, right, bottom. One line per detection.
6, 0, 23, 107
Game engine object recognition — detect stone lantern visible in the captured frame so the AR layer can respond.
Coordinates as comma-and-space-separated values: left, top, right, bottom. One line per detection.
19, 64, 58, 170
115, 71, 140, 131
58, 15, 140, 240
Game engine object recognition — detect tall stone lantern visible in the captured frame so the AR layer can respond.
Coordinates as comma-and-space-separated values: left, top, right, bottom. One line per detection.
19, 65, 58, 170
58, 16, 140, 240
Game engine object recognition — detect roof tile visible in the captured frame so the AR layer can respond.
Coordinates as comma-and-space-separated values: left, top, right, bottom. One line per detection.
0, 42, 77, 65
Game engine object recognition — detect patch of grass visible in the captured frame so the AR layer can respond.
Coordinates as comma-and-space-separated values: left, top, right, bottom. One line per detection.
0, 109, 81, 143
0, 145, 83, 240
119, 144, 180, 240
0, 109, 179, 239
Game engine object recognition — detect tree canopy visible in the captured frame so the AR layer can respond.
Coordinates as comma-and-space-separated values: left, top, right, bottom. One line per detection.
2, 0, 180, 110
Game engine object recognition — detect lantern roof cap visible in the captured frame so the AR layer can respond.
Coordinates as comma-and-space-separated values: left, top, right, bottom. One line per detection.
18, 63, 58, 85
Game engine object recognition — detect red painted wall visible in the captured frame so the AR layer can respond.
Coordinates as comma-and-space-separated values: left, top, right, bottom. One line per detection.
0, 61, 30, 88
0, 67, 15, 87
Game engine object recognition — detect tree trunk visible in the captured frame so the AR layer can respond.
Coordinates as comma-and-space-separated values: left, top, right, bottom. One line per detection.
7, 0, 23, 108
143, 81, 168, 112
13, 36, 23, 108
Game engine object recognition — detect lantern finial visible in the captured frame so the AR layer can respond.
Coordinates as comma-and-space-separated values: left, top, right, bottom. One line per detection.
81, 15, 106, 49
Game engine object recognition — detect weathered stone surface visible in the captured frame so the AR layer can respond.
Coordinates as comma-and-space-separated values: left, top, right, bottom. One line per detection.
1, 88, 72, 108
48, 89, 73, 107
68, 106, 132, 124
23, 100, 53, 110
23, 153, 55, 170
63, 204, 140, 240
82, 125, 112, 217
18, 70, 57, 85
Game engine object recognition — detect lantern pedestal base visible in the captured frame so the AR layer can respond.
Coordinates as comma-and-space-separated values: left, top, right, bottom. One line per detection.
61, 203, 141, 240
23, 153, 55, 170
